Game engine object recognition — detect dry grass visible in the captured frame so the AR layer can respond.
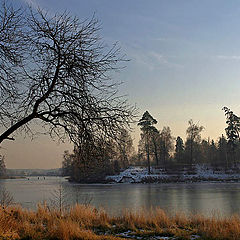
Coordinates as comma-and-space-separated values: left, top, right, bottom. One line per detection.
0, 204, 240, 239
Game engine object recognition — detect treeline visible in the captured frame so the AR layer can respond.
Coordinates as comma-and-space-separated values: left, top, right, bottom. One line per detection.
62, 107, 240, 182
137, 109, 240, 172
62, 129, 135, 183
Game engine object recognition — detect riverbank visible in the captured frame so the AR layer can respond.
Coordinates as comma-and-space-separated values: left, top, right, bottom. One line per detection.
106, 166, 240, 183
0, 176, 25, 180
1, 204, 240, 240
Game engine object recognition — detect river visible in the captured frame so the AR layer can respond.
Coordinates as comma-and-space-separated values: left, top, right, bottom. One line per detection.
1, 176, 240, 216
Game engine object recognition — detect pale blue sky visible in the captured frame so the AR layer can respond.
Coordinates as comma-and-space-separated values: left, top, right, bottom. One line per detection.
3, 0, 240, 168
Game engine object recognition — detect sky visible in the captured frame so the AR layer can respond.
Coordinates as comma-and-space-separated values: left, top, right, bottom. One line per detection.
2, 0, 240, 168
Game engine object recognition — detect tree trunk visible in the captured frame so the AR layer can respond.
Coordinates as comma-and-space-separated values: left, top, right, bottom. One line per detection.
153, 141, 159, 166
190, 139, 193, 168
0, 114, 35, 144
147, 147, 150, 174
146, 131, 151, 174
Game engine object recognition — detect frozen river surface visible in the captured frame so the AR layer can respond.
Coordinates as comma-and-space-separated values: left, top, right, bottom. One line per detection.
1, 177, 240, 216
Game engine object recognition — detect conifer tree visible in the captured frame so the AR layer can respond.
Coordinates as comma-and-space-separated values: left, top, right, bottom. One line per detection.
223, 107, 240, 167
138, 111, 157, 174
217, 135, 228, 168
175, 136, 184, 163
150, 127, 160, 166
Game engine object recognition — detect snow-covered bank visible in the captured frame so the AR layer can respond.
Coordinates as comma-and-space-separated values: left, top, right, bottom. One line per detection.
106, 165, 240, 183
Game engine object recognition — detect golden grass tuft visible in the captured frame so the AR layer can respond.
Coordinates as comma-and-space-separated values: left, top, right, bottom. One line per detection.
1, 204, 240, 239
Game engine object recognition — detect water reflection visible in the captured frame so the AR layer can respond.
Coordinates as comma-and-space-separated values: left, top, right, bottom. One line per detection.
1, 177, 240, 216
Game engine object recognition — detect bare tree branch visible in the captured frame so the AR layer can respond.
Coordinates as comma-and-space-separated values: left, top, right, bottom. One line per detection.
0, 2, 137, 146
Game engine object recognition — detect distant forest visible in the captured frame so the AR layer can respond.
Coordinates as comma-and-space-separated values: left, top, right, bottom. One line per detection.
62, 106, 240, 183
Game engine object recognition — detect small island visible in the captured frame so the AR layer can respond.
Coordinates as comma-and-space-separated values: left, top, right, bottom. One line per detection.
62, 111, 240, 185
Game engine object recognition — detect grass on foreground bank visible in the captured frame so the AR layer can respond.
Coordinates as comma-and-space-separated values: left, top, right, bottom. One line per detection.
0, 204, 240, 240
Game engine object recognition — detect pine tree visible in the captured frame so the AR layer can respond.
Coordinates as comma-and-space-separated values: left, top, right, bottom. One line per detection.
138, 111, 157, 174
175, 136, 184, 163
217, 135, 228, 168
150, 127, 160, 166
209, 140, 217, 167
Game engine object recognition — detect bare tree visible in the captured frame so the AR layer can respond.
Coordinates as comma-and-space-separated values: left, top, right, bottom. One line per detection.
50, 184, 69, 215
114, 128, 134, 168
159, 126, 174, 166
0, 2, 136, 145
0, 1, 27, 141
186, 119, 204, 167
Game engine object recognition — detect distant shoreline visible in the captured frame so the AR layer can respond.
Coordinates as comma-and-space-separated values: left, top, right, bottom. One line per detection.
67, 174, 240, 184
105, 166, 240, 184
0, 176, 26, 180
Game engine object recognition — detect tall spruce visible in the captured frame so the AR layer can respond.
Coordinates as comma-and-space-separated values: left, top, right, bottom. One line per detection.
217, 135, 228, 168
175, 136, 184, 163
223, 107, 240, 167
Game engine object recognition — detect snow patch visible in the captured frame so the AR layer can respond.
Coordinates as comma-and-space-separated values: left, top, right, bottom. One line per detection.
106, 165, 240, 183
106, 166, 169, 183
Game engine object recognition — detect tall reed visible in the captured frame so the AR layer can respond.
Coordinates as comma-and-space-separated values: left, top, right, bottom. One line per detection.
0, 204, 240, 239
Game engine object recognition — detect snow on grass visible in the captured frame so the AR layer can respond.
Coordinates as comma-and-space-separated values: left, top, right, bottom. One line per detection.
116, 229, 199, 239
106, 165, 240, 183
106, 166, 169, 183
189, 164, 240, 180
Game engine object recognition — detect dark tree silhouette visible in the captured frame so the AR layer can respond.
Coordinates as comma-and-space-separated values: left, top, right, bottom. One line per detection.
115, 128, 134, 168
223, 107, 240, 167
217, 135, 228, 168
186, 119, 204, 167
138, 111, 157, 174
175, 136, 184, 163
159, 126, 174, 166
150, 127, 160, 166
0, 3, 136, 145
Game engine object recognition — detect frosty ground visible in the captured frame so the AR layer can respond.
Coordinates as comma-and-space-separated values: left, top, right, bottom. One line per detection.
106, 165, 240, 183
